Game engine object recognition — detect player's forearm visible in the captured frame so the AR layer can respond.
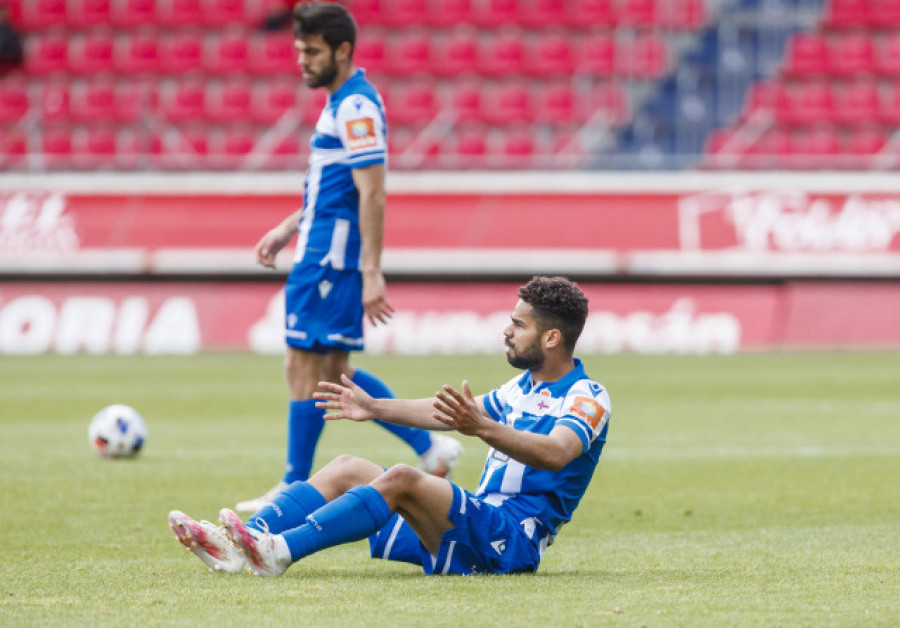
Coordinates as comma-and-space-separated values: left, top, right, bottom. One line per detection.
357, 189, 386, 273
476, 422, 575, 472
278, 209, 304, 237
370, 397, 452, 431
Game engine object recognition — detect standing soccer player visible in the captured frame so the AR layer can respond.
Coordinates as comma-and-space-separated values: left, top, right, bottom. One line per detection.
238, 2, 462, 512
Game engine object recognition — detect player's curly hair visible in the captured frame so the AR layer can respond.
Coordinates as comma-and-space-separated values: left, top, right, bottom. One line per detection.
293, 2, 357, 57
518, 276, 589, 353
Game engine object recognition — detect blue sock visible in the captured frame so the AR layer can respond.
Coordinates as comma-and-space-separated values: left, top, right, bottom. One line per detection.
246, 481, 327, 535
352, 368, 432, 456
283, 400, 325, 484
282, 485, 392, 561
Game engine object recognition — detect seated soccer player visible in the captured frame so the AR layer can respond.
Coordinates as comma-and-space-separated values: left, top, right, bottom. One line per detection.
169, 276, 610, 576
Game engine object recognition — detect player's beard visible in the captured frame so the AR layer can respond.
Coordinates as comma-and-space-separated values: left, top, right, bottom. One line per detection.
506, 337, 545, 372
306, 51, 339, 88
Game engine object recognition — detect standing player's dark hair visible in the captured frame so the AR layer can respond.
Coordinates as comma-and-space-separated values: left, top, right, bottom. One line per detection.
518, 276, 589, 353
293, 2, 357, 58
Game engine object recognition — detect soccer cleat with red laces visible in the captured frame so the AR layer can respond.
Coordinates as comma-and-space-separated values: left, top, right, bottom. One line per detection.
168, 510, 245, 574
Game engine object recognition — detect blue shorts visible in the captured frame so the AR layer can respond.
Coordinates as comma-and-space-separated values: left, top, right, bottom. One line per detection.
284, 263, 364, 353
369, 484, 541, 575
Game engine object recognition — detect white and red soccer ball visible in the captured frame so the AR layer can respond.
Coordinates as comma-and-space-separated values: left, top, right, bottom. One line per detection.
88, 404, 147, 459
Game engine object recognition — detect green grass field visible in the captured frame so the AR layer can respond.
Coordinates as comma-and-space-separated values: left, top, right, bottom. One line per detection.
1, 352, 899, 627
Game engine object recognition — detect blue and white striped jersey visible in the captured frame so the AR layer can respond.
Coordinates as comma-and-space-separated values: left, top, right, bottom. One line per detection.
293, 69, 387, 271
479, 359, 610, 555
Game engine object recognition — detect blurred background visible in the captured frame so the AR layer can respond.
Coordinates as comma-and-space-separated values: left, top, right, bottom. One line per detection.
0, 0, 899, 355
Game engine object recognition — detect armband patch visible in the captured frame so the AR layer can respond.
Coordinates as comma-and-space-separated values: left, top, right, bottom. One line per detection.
345, 118, 377, 150
569, 396, 604, 429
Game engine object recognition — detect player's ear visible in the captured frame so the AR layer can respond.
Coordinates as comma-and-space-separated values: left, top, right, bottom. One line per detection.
336, 40, 353, 64
542, 328, 562, 350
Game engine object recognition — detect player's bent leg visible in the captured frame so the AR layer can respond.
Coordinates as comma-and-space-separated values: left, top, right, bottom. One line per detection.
307, 454, 386, 500
370, 464, 456, 556
168, 510, 246, 574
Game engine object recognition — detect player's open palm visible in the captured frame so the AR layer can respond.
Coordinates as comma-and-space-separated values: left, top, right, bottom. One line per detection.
314, 374, 376, 422
433, 381, 486, 437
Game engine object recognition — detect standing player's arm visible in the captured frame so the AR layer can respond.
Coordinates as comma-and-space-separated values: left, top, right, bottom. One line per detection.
255, 208, 303, 269
433, 382, 584, 472
352, 163, 394, 326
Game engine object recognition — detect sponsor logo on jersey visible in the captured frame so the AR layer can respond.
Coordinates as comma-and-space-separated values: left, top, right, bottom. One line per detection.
345, 117, 377, 151
569, 396, 604, 429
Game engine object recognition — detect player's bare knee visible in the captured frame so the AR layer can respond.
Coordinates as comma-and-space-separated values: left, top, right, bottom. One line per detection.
374, 463, 424, 499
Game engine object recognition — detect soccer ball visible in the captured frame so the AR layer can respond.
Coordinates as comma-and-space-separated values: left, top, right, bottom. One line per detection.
88, 404, 147, 459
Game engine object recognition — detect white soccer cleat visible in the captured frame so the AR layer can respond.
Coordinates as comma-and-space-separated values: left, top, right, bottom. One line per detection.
419, 434, 464, 480
168, 510, 246, 574
235, 480, 288, 513
219, 508, 291, 577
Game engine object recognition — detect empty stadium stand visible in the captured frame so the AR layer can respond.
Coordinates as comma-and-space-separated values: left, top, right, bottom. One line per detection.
0, 0, 897, 171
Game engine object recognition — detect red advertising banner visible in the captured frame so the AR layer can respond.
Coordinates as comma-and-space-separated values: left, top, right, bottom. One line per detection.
2, 281, 898, 355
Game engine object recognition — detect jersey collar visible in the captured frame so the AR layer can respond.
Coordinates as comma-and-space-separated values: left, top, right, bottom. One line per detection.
521, 358, 586, 395
330, 69, 366, 102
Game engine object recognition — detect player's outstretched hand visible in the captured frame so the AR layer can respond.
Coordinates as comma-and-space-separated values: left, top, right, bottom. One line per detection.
314, 374, 377, 422
432, 381, 485, 436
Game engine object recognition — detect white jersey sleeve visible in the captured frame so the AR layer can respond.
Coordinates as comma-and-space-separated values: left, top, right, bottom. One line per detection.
557, 380, 611, 453
335, 94, 387, 168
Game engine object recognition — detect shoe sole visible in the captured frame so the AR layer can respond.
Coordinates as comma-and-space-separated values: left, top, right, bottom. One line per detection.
168, 511, 233, 573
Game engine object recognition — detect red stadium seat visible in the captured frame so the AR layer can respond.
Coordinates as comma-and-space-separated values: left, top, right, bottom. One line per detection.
205, 80, 253, 123
24, 35, 69, 76
517, 0, 566, 28
70, 80, 116, 122
746, 127, 793, 170
450, 82, 485, 123
249, 33, 298, 76
209, 126, 257, 168
111, 0, 155, 27
660, 0, 706, 30
792, 126, 840, 169
156, 0, 204, 27
68, 0, 113, 28
424, 0, 472, 27
381, 0, 427, 27
18, 0, 67, 29
387, 82, 438, 125
39, 82, 71, 122
41, 125, 74, 168
620, 0, 657, 27
159, 31, 203, 74
821, 0, 870, 27
0, 81, 28, 123
775, 81, 834, 125
354, 36, 386, 76
870, 0, 900, 28
563, 0, 618, 28
386, 33, 433, 76
203, 0, 247, 27
158, 80, 207, 123
431, 31, 479, 77
498, 128, 535, 169
579, 34, 616, 76
847, 126, 887, 156
528, 33, 576, 78
470, 0, 519, 28
875, 32, 900, 77
0, 128, 28, 168
832, 80, 881, 126
453, 124, 488, 168
72, 125, 119, 168
782, 32, 829, 77
345, 0, 381, 25
484, 82, 533, 125
481, 35, 526, 77
115, 32, 160, 74
251, 80, 298, 124
829, 32, 875, 77
203, 32, 250, 75
881, 83, 900, 125
298, 89, 327, 126
68, 32, 115, 76
533, 82, 579, 124
617, 31, 667, 79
